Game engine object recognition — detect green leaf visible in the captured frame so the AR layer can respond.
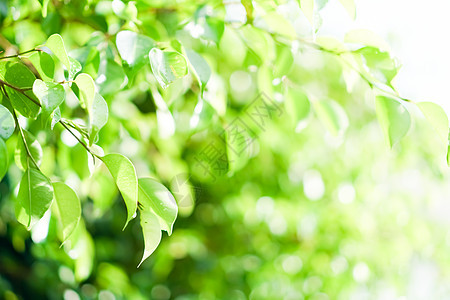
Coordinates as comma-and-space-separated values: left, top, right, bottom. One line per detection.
417, 101, 449, 145
15, 167, 53, 230
138, 178, 178, 235
28, 51, 55, 81
0, 139, 8, 180
46, 33, 71, 71
96, 58, 126, 95
345, 29, 390, 52
68, 56, 82, 81
185, 49, 211, 91
51, 107, 61, 130
355, 47, 400, 86
375, 96, 411, 148
138, 209, 161, 267
15, 130, 43, 171
0, 104, 15, 139
313, 99, 349, 136
262, 12, 297, 39
68, 221, 95, 281
149, 48, 188, 89
202, 17, 225, 43
3, 62, 40, 118
300, 0, 314, 24
74, 73, 95, 109
285, 89, 310, 132
88, 93, 108, 145
32, 79, 65, 126
52, 182, 81, 242
39, 0, 50, 17
274, 46, 294, 77
116, 30, 155, 68
339, 0, 356, 19
101, 154, 138, 229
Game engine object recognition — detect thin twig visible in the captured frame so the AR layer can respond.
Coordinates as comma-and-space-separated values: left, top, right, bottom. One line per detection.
1, 86, 41, 170
0, 48, 42, 60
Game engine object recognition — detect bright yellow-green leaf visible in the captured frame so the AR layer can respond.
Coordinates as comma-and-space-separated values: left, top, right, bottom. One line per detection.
285, 88, 310, 132
417, 102, 449, 145
15, 167, 53, 230
33, 79, 65, 126
74, 73, 95, 109
0, 104, 15, 139
375, 96, 411, 148
28, 51, 55, 81
138, 209, 161, 267
138, 178, 178, 235
88, 93, 108, 146
313, 99, 349, 136
15, 130, 42, 171
52, 182, 81, 242
116, 30, 155, 68
101, 153, 138, 229
149, 48, 188, 89
46, 34, 71, 71
3, 62, 40, 118
185, 49, 211, 91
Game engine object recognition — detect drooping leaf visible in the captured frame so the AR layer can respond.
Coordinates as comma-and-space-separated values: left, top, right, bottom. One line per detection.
32, 79, 65, 126
74, 73, 95, 109
262, 12, 297, 39
51, 107, 61, 130
88, 93, 108, 145
313, 99, 349, 136
15, 167, 53, 230
417, 101, 449, 145
52, 182, 81, 242
375, 96, 411, 148
0, 104, 15, 139
28, 51, 55, 81
149, 48, 188, 89
116, 30, 155, 68
274, 46, 294, 77
15, 130, 43, 171
285, 88, 310, 132
68, 56, 82, 80
138, 178, 178, 235
101, 153, 138, 229
68, 221, 95, 281
202, 17, 225, 43
0, 138, 8, 180
137, 209, 161, 267
3, 62, 40, 118
96, 58, 126, 95
46, 33, 71, 71
355, 47, 400, 86
185, 49, 211, 91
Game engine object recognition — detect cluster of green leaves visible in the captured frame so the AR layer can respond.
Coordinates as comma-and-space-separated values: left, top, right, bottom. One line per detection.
0, 32, 178, 268
0, 0, 449, 299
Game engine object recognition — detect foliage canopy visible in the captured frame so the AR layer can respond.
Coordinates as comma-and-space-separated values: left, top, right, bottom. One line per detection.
0, 0, 449, 299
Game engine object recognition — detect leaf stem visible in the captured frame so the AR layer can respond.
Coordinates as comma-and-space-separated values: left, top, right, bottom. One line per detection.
1, 86, 41, 170
59, 120, 100, 159
0, 48, 42, 60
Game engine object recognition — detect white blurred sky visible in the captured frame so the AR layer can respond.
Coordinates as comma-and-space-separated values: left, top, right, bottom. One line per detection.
319, 0, 450, 114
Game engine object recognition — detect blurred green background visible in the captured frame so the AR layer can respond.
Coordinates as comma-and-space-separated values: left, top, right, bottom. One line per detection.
1, 0, 450, 299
